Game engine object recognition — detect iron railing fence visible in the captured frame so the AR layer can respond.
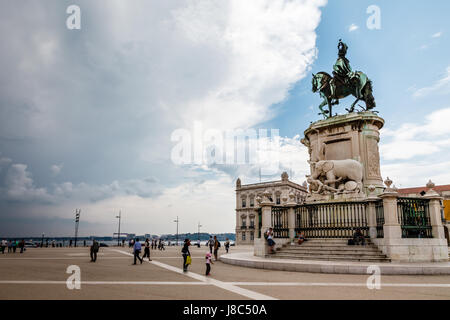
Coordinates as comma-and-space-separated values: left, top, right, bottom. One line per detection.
295, 202, 368, 238
397, 197, 432, 238
375, 200, 384, 238
271, 206, 289, 238
441, 202, 446, 225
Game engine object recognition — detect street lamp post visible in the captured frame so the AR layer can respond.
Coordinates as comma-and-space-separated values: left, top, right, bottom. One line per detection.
174, 216, 179, 246
74, 209, 81, 247
116, 211, 121, 246
198, 222, 202, 241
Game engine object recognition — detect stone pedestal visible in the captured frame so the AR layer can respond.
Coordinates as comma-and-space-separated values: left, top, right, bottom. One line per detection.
287, 204, 297, 241
379, 191, 402, 239
302, 111, 384, 198
254, 194, 273, 257
366, 196, 378, 239
424, 192, 446, 240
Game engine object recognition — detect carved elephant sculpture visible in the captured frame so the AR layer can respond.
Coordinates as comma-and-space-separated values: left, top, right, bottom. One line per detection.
310, 159, 363, 190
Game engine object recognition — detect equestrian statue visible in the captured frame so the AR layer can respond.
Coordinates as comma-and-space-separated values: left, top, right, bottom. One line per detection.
312, 40, 376, 118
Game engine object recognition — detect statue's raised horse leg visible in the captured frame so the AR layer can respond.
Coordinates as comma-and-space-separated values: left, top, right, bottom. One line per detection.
348, 98, 359, 113
318, 97, 330, 119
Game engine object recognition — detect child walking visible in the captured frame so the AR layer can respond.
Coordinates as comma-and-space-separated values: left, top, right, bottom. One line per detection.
205, 252, 213, 276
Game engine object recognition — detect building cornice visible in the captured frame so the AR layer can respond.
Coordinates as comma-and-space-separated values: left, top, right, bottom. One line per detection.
236, 180, 307, 192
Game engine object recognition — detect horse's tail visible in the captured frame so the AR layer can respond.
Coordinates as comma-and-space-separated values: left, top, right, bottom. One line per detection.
363, 80, 376, 110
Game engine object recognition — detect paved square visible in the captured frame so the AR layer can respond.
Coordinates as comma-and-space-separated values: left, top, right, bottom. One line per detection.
0, 246, 449, 300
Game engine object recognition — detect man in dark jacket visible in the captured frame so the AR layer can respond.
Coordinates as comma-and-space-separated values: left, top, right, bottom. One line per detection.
353, 228, 365, 246
90, 240, 99, 262
181, 239, 191, 272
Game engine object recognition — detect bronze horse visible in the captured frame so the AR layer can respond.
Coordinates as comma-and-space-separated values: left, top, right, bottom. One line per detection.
312, 71, 376, 118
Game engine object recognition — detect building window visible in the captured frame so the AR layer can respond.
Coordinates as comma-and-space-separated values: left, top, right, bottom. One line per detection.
250, 218, 255, 228
276, 195, 281, 205
241, 218, 247, 227
242, 232, 246, 241
250, 197, 254, 207
242, 198, 246, 208
250, 232, 254, 241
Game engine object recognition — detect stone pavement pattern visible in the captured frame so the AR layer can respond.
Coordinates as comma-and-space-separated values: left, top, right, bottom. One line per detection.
0, 246, 449, 300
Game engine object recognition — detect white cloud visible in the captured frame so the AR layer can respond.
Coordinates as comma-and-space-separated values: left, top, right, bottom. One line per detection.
432, 31, 442, 38
348, 24, 359, 32
382, 161, 450, 188
0, 0, 327, 235
4, 164, 52, 203
173, 0, 327, 130
50, 164, 63, 176
22, 175, 236, 236
379, 107, 450, 187
413, 66, 450, 98
214, 134, 310, 186
381, 107, 450, 160
381, 140, 440, 160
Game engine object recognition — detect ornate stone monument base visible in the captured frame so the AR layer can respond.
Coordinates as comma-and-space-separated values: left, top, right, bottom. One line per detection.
302, 111, 384, 201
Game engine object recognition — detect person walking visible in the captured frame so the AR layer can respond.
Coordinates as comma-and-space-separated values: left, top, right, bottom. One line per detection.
181, 238, 191, 272
143, 238, 152, 261
8, 240, 12, 253
208, 236, 214, 254
224, 238, 230, 254
213, 236, 221, 261
205, 251, 213, 276
133, 238, 143, 265
90, 240, 99, 262
1, 239, 6, 254
19, 239, 25, 253
12, 240, 17, 253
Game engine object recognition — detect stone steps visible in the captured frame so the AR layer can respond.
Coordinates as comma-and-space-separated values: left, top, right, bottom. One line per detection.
280, 249, 383, 256
268, 253, 390, 262
270, 239, 390, 262
283, 244, 378, 250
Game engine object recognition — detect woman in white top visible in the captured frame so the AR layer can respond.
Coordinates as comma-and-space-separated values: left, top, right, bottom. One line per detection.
266, 228, 276, 254
1, 240, 6, 254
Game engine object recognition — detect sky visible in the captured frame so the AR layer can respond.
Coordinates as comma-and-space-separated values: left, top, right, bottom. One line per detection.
0, 0, 449, 237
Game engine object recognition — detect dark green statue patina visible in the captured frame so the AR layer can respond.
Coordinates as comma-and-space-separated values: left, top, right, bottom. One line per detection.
312, 40, 376, 118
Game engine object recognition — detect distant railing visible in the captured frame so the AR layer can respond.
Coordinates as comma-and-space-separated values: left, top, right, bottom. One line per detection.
295, 202, 368, 239
441, 203, 446, 225
271, 206, 289, 238
397, 197, 432, 238
257, 208, 262, 238
375, 200, 384, 238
